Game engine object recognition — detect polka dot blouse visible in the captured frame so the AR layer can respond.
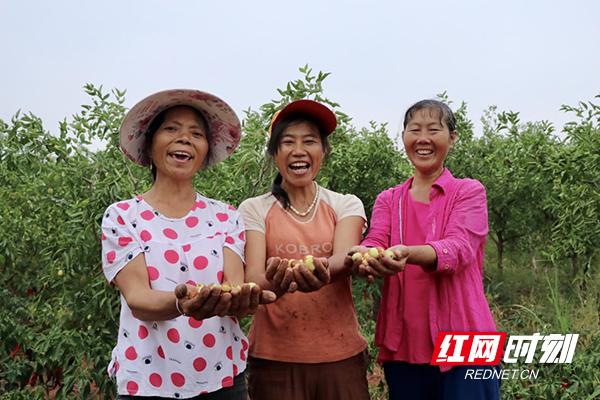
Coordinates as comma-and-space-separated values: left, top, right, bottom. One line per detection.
101, 194, 248, 398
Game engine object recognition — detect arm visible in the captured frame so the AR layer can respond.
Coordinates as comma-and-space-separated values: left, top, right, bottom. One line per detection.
361, 189, 393, 248
426, 180, 488, 274
113, 253, 185, 321
244, 230, 296, 296
328, 215, 365, 278
114, 253, 233, 321
223, 247, 244, 286
372, 181, 488, 275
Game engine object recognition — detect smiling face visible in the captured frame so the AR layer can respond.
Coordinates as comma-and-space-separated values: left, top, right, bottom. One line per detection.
402, 107, 457, 177
273, 120, 325, 189
149, 106, 209, 183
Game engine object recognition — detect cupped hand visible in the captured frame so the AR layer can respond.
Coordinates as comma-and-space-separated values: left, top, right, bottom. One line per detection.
365, 245, 410, 276
265, 257, 298, 295
291, 257, 330, 292
345, 245, 376, 282
174, 283, 231, 319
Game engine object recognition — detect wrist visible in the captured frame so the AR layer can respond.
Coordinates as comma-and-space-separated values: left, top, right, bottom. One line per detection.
175, 297, 187, 317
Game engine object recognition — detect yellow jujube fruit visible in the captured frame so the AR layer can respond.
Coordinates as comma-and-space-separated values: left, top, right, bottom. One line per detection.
352, 252, 363, 262
304, 255, 315, 272
368, 247, 380, 258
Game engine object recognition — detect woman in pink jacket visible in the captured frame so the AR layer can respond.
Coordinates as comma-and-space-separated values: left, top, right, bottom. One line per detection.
349, 100, 500, 400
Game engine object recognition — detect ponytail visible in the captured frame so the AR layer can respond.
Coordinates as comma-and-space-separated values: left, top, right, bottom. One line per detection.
271, 172, 291, 209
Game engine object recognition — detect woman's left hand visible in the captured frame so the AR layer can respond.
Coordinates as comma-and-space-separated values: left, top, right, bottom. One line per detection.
291, 257, 330, 292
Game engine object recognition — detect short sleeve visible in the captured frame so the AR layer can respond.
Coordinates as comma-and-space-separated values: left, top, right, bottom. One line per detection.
335, 194, 367, 222
222, 207, 246, 263
239, 197, 267, 234
101, 204, 144, 283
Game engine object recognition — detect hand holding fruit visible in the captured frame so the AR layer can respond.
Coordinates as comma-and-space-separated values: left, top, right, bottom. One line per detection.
174, 283, 232, 319
345, 245, 374, 281
289, 255, 330, 292
347, 245, 409, 277
174, 282, 277, 320
265, 257, 298, 295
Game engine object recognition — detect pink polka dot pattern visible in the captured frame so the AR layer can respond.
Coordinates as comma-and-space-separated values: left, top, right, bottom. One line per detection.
138, 325, 149, 339
185, 216, 199, 227
222, 376, 234, 388
193, 256, 208, 270
163, 228, 178, 239
171, 372, 185, 387
202, 334, 216, 348
101, 195, 248, 397
125, 346, 137, 360
141, 210, 155, 220
157, 346, 165, 359
118, 236, 133, 247
164, 250, 179, 264
189, 317, 203, 329
193, 357, 207, 372
126, 380, 138, 395
140, 230, 152, 242
216, 213, 229, 222
147, 266, 159, 281
149, 373, 162, 387
167, 328, 180, 343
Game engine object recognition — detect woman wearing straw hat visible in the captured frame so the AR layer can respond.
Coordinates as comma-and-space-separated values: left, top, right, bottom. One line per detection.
101, 89, 275, 399
239, 99, 370, 400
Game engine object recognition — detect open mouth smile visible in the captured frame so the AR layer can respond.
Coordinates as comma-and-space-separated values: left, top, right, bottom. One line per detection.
288, 161, 311, 175
169, 150, 194, 162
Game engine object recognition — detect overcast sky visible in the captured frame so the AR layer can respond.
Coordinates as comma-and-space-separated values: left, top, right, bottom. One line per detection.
2, 0, 599, 138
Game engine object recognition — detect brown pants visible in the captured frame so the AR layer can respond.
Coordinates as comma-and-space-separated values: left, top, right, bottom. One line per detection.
247, 351, 370, 400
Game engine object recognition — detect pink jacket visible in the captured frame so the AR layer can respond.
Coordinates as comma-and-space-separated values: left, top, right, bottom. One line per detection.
362, 169, 496, 370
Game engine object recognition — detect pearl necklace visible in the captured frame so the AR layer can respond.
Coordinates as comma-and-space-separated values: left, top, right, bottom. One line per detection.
289, 182, 320, 217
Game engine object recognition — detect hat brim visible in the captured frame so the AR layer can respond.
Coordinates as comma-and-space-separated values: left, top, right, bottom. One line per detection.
119, 89, 241, 167
270, 99, 337, 136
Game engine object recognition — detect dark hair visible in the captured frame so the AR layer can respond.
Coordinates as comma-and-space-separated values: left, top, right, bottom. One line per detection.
402, 99, 456, 133
267, 114, 330, 209
144, 106, 211, 181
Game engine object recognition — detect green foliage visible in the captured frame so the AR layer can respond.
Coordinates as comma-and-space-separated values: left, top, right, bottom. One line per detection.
1, 69, 598, 399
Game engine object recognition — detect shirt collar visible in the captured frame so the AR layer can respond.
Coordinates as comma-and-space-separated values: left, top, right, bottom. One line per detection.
431, 168, 454, 194
401, 168, 454, 195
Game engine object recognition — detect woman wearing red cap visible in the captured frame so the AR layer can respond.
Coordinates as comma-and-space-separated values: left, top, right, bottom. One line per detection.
101, 89, 275, 399
239, 100, 370, 400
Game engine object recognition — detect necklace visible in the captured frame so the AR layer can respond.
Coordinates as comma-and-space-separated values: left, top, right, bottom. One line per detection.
289, 182, 320, 217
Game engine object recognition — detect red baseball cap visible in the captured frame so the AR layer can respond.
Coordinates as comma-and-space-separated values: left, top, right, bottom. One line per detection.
269, 99, 337, 136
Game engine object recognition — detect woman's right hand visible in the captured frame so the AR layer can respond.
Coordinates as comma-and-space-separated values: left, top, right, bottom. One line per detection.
174, 284, 232, 319
345, 245, 375, 281
265, 257, 298, 296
